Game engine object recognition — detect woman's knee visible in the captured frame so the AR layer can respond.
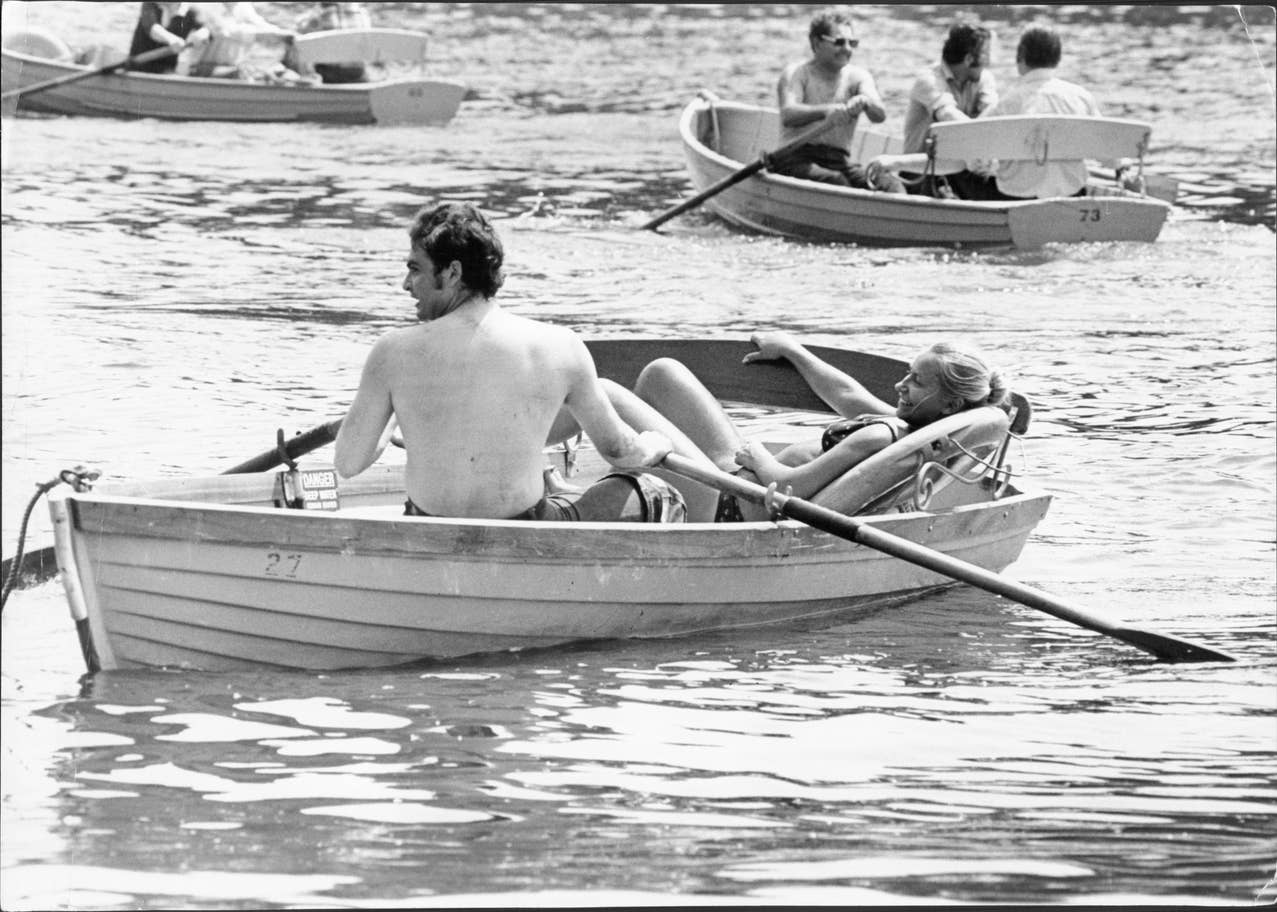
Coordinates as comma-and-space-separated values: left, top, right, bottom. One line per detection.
635, 358, 698, 403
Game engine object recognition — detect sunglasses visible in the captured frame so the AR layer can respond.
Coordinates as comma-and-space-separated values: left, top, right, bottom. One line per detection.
819, 35, 859, 49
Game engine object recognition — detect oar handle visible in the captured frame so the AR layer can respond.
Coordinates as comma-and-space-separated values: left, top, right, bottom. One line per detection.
1, 43, 181, 101
222, 418, 343, 475
642, 103, 844, 231
662, 453, 1235, 664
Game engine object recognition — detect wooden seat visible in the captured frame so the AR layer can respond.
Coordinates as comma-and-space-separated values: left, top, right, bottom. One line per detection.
291, 28, 431, 67
925, 114, 1153, 175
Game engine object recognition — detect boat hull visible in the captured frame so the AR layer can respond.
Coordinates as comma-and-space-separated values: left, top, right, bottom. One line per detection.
52, 468, 1051, 671
1, 49, 464, 124
679, 100, 1169, 247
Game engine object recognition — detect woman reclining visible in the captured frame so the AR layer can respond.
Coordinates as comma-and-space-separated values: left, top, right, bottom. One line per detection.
601, 331, 1008, 522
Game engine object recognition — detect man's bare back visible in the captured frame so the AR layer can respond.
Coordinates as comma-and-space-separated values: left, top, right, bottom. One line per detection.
378, 304, 598, 517
334, 202, 673, 521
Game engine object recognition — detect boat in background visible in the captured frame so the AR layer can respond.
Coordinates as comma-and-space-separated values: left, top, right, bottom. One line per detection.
1, 27, 465, 125
678, 97, 1173, 248
48, 339, 1051, 673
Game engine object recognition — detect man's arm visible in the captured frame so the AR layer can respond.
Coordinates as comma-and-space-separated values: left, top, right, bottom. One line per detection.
562, 336, 670, 469
854, 72, 888, 123
334, 336, 398, 478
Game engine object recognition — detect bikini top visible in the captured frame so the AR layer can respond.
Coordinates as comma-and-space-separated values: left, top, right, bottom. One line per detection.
820, 414, 906, 453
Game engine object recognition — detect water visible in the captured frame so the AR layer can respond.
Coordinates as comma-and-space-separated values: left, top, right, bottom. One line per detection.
2, 2, 1275, 907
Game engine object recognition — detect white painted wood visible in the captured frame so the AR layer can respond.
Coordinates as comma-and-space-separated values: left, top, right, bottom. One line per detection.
929, 115, 1153, 163
292, 28, 430, 66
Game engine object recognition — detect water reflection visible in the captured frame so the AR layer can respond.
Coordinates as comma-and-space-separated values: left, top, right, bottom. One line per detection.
14, 609, 1267, 906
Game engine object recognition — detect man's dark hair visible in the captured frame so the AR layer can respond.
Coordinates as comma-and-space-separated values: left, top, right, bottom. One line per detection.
808, 9, 853, 44
941, 23, 992, 65
408, 202, 505, 298
1017, 26, 1062, 69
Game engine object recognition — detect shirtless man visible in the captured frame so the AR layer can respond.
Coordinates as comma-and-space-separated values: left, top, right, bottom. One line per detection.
334, 202, 684, 523
769, 10, 905, 194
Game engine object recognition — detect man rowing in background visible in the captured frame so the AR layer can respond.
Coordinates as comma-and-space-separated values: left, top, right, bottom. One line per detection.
334, 202, 685, 523
768, 9, 905, 194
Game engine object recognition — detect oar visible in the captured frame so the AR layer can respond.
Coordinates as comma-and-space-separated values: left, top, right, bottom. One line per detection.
0, 44, 181, 102
642, 110, 843, 231
0, 417, 345, 592
661, 453, 1236, 664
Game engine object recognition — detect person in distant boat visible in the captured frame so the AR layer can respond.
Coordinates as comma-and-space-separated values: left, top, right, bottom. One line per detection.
868, 25, 1102, 200
188, 2, 299, 81
898, 22, 998, 197
600, 331, 1007, 522
768, 9, 906, 194
128, 1, 211, 74
334, 202, 685, 524
285, 1, 373, 84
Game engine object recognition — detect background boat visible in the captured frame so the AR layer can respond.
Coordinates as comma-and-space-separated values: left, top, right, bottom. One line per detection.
1, 28, 466, 124
679, 98, 1172, 247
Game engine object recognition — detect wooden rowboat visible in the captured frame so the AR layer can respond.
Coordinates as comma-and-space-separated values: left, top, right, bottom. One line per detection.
0, 28, 465, 125
47, 339, 1052, 673
678, 98, 1172, 248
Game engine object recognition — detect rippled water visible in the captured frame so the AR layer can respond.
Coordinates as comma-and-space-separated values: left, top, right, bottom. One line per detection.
3, 3, 1275, 908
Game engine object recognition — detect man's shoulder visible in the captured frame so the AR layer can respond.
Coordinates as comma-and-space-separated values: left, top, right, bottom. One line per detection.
779, 58, 813, 82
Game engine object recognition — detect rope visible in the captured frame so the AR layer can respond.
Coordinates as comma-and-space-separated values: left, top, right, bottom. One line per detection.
0, 466, 99, 613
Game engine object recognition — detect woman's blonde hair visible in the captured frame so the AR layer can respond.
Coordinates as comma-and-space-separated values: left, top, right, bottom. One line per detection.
926, 342, 1008, 409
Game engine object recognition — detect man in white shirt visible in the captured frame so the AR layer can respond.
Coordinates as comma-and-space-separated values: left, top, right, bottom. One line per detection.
967, 25, 1100, 199
868, 26, 1101, 201
902, 23, 997, 155
899, 22, 997, 196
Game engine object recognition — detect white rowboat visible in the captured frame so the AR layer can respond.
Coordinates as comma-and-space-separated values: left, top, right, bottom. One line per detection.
677, 98, 1172, 248
49, 340, 1052, 673
1, 28, 465, 125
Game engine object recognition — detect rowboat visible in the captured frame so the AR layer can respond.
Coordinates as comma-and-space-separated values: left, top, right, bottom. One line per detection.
45, 339, 1053, 673
677, 98, 1172, 248
0, 27, 465, 125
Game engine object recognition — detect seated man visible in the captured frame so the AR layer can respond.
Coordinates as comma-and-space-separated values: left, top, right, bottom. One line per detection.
334, 202, 684, 524
899, 22, 997, 197
189, 2, 299, 80
868, 26, 1102, 201
127, 1, 211, 74
286, 1, 373, 84
769, 9, 905, 194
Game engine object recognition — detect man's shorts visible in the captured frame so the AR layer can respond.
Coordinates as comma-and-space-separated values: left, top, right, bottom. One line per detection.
404, 471, 686, 523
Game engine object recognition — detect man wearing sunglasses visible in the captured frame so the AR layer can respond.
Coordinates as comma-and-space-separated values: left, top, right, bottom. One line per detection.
770, 10, 905, 194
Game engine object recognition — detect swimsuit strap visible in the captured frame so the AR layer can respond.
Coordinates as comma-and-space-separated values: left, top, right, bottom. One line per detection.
821, 415, 903, 453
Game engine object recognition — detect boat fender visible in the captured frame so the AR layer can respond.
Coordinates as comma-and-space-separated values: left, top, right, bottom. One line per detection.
2, 28, 75, 61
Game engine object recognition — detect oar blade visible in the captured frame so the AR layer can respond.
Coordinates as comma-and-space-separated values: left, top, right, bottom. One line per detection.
1108, 626, 1237, 664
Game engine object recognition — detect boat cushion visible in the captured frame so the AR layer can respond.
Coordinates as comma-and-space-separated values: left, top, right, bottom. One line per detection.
810, 405, 1011, 515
